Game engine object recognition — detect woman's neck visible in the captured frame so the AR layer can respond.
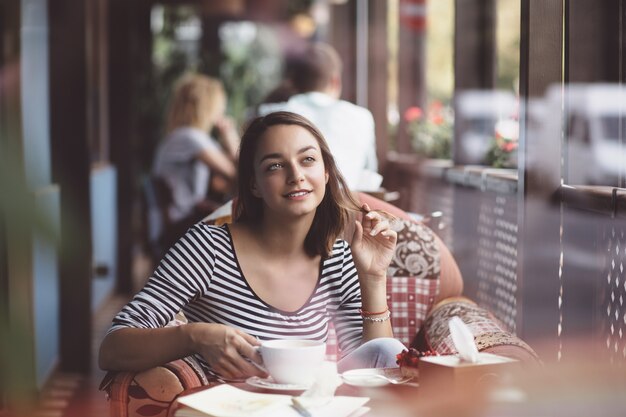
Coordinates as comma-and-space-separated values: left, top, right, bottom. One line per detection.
252, 213, 314, 257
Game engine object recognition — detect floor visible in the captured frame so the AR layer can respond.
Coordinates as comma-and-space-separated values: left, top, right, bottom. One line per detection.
32, 253, 152, 417
32, 295, 128, 417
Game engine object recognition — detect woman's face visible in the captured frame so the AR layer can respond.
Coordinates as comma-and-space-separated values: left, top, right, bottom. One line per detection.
251, 124, 329, 221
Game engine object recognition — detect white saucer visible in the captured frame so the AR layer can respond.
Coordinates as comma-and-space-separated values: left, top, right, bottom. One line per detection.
341, 368, 404, 387
245, 376, 311, 391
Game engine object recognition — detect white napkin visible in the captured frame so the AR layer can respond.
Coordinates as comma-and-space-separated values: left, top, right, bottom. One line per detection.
448, 316, 480, 363
296, 361, 343, 409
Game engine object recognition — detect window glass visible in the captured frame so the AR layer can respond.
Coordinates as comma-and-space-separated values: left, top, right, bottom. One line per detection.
564, 1, 626, 187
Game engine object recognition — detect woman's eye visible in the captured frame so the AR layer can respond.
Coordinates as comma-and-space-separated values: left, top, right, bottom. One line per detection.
303, 156, 316, 163
267, 162, 283, 171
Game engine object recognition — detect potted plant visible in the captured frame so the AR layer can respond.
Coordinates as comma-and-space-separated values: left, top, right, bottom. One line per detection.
485, 118, 519, 168
404, 101, 453, 160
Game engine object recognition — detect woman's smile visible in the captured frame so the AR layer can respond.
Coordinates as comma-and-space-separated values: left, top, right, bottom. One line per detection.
284, 189, 312, 199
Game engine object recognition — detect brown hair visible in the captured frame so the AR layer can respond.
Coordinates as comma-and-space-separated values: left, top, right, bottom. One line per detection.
288, 42, 342, 93
165, 74, 225, 133
234, 111, 361, 257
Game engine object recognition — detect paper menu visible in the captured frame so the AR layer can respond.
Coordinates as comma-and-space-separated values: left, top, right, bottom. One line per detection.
175, 384, 370, 417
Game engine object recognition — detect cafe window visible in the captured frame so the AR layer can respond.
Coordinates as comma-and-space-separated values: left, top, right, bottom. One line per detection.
563, 1, 626, 188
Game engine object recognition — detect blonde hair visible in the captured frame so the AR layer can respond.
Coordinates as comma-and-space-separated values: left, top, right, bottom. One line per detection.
166, 74, 225, 133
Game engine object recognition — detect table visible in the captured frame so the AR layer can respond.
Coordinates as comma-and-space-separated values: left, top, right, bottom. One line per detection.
172, 378, 421, 417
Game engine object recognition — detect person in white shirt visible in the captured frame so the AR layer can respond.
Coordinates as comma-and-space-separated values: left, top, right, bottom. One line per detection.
258, 42, 379, 190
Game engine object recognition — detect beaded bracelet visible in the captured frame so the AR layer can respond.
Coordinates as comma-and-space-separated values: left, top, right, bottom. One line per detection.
361, 311, 391, 322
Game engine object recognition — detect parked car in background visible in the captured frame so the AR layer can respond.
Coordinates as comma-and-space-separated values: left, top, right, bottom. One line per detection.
454, 90, 517, 165
540, 83, 626, 186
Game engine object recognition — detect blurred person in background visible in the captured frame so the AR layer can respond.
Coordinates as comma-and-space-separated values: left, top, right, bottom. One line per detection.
259, 42, 379, 191
152, 73, 239, 249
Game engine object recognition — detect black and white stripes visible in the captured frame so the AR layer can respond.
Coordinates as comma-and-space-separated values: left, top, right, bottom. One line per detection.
109, 223, 363, 376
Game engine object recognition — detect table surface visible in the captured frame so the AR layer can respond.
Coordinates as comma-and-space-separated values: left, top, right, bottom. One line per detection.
173, 377, 421, 417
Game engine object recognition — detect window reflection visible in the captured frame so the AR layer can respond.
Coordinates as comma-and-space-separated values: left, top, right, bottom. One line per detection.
564, 84, 626, 186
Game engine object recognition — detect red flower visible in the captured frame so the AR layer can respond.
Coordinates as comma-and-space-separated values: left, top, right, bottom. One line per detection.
404, 106, 423, 122
396, 347, 439, 367
430, 114, 444, 125
502, 141, 518, 152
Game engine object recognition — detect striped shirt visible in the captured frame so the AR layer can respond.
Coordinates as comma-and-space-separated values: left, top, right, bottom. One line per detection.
109, 223, 363, 377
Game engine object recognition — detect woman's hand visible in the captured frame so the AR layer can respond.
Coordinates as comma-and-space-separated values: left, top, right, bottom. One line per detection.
350, 203, 398, 283
185, 323, 267, 380
214, 116, 240, 159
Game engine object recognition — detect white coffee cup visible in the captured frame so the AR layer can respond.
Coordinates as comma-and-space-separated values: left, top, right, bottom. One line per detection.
260, 339, 326, 385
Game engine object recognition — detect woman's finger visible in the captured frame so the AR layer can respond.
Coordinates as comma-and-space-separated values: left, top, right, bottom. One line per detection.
228, 345, 267, 378
380, 229, 398, 242
352, 220, 364, 247
362, 209, 380, 232
236, 330, 263, 362
368, 219, 390, 236
214, 357, 243, 380
231, 334, 267, 377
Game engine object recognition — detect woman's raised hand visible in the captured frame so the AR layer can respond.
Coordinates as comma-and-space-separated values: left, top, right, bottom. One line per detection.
214, 116, 240, 158
350, 203, 398, 283
185, 322, 267, 380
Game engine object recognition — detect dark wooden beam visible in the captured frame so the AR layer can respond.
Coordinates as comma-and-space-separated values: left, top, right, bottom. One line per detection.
396, 1, 427, 153
109, 0, 153, 295
367, 0, 389, 169
329, 0, 357, 103
49, 0, 92, 373
452, 0, 496, 164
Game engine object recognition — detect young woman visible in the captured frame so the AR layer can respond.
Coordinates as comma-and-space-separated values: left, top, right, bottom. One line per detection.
100, 111, 404, 381
152, 74, 239, 248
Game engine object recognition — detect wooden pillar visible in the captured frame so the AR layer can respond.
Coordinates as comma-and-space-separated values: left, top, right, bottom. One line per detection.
367, 0, 389, 169
49, 0, 92, 373
452, 0, 496, 164
109, 0, 152, 295
396, 0, 427, 153
453, 0, 496, 91
568, 0, 623, 83
329, 0, 357, 103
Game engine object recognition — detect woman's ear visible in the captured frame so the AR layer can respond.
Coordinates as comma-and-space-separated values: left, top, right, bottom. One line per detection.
325, 171, 329, 184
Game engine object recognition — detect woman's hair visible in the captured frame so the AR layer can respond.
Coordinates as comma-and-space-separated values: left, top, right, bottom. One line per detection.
234, 111, 362, 257
166, 74, 225, 133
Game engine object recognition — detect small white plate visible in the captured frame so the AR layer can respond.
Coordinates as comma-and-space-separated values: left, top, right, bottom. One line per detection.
245, 376, 310, 391
341, 369, 389, 387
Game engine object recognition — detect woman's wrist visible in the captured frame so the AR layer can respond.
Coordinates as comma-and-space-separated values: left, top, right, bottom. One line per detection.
358, 275, 387, 294
182, 322, 210, 355
358, 271, 387, 284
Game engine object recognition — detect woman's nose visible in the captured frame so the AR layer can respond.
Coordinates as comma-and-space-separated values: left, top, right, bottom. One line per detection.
287, 165, 305, 183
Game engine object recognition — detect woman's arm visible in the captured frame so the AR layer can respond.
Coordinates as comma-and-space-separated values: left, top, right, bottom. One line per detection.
350, 204, 398, 341
99, 325, 194, 371
99, 323, 266, 380
98, 226, 265, 379
198, 147, 237, 179
214, 116, 240, 160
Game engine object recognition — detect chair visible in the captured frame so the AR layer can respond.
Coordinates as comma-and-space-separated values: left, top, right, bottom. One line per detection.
102, 193, 538, 417
141, 176, 173, 264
